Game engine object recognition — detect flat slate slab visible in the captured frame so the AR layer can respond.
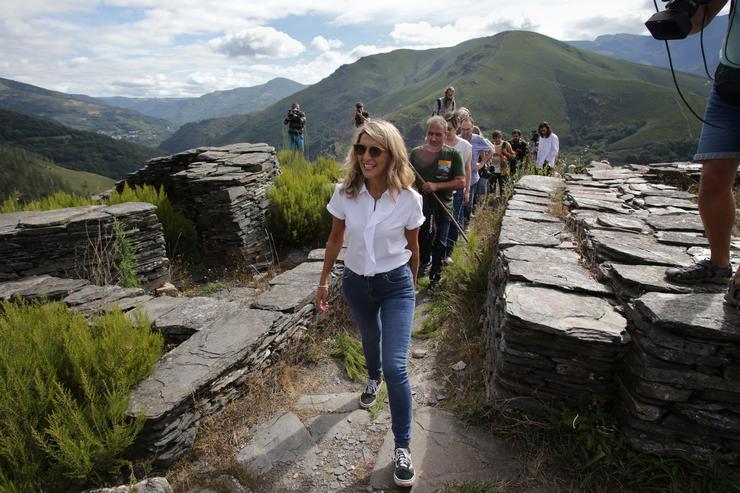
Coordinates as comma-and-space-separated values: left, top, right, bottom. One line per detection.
515, 175, 563, 195
643, 195, 698, 210
152, 297, 242, 339
655, 231, 709, 247
601, 263, 693, 296
645, 214, 705, 232
596, 214, 647, 233
0, 275, 87, 301
307, 248, 346, 262
633, 292, 740, 342
295, 393, 358, 413
236, 412, 313, 476
505, 283, 628, 345
251, 283, 315, 313
499, 217, 562, 249
588, 229, 693, 267
268, 261, 324, 286
370, 407, 519, 492
503, 245, 610, 295
129, 307, 279, 420
503, 209, 560, 223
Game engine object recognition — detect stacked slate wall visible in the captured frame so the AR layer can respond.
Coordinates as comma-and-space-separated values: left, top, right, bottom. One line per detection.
120, 143, 278, 270
0, 202, 169, 289
485, 163, 740, 460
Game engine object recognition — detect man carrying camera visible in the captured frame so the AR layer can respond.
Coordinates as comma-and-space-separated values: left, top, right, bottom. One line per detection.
658, 1, 740, 307
352, 102, 370, 127
283, 102, 306, 152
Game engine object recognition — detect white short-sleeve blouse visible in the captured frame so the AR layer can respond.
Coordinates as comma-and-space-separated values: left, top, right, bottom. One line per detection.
327, 183, 425, 276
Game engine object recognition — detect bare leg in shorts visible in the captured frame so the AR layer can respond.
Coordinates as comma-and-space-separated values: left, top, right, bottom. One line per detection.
700, 159, 740, 283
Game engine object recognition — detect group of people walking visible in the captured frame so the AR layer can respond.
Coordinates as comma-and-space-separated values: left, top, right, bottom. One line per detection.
309, 1, 740, 486
312, 87, 555, 486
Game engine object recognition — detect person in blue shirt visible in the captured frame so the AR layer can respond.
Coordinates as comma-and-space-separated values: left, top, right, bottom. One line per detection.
665, 0, 740, 308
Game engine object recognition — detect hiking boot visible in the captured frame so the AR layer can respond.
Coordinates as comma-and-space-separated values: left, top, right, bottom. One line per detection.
665, 260, 733, 285
359, 377, 381, 409
726, 280, 740, 309
393, 447, 416, 487
443, 256, 453, 266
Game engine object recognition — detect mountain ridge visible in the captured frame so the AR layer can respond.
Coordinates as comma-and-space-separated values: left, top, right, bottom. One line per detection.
161, 30, 710, 164
97, 77, 307, 125
0, 77, 174, 147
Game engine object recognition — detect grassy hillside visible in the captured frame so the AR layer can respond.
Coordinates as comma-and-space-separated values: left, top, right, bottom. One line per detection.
0, 77, 174, 147
0, 109, 161, 179
99, 77, 307, 125
161, 31, 710, 164
0, 144, 114, 202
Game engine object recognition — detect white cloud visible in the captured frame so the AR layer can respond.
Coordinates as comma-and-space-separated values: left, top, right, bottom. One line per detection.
209, 26, 305, 59
390, 15, 537, 47
311, 35, 343, 52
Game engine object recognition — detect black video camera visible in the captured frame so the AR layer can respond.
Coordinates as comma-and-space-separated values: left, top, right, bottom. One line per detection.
645, 0, 712, 40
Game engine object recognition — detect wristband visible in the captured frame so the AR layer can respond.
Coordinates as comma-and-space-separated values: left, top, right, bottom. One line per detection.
317, 284, 329, 289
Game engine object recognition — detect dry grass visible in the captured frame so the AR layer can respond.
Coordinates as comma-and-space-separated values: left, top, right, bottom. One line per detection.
166, 293, 357, 492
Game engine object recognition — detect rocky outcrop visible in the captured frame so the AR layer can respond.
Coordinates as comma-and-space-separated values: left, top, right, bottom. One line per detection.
119, 143, 279, 270
0, 202, 169, 289
486, 162, 740, 460
127, 254, 341, 466
486, 175, 630, 412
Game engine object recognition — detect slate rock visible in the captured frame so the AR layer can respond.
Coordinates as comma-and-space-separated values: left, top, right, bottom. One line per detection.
504, 284, 628, 345
588, 229, 693, 267
643, 195, 698, 210
86, 478, 172, 493
515, 175, 563, 195
503, 245, 610, 295
600, 263, 694, 297
503, 209, 560, 223
251, 283, 315, 313
633, 292, 740, 342
646, 214, 705, 232
236, 412, 313, 475
655, 231, 709, 247
295, 393, 358, 413
499, 217, 562, 249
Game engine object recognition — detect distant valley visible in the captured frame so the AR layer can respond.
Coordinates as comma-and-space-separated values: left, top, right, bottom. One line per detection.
98, 77, 306, 125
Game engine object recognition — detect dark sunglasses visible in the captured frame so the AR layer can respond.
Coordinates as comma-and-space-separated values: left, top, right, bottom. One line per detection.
353, 144, 386, 158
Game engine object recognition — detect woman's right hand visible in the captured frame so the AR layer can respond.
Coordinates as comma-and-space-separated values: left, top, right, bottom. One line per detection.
316, 286, 330, 313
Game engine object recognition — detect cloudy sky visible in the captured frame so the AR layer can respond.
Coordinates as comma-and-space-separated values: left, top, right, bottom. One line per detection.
0, 0, 723, 98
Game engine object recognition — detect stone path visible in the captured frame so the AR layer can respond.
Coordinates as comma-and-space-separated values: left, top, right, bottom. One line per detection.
227, 295, 526, 493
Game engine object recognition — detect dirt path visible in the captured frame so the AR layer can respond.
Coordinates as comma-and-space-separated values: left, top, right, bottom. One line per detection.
226, 294, 524, 493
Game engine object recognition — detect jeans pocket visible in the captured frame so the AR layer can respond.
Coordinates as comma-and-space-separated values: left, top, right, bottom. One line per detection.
342, 267, 355, 280
384, 268, 410, 284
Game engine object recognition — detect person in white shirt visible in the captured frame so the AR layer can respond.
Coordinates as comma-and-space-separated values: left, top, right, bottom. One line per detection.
535, 121, 559, 174
316, 119, 424, 487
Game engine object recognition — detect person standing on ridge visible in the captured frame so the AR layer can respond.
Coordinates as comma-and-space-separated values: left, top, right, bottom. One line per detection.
509, 129, 529, 176
283, 102, 306, 152
409, 115, 465, 290
665, 0, 740, 308
352, 102, 370, 127
432, 86, 456, 116
535, 121, 559, 175
443, 112, 472, 262
316, 120, 424, 487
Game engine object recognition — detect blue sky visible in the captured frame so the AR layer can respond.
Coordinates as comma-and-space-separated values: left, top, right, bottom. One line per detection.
0, 1, 727, 98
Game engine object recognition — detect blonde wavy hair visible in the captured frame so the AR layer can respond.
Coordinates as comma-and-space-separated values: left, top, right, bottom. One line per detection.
341, 119, 415, 199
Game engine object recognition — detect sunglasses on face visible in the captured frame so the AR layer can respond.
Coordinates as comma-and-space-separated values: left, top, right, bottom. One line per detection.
353, 144, 385, 158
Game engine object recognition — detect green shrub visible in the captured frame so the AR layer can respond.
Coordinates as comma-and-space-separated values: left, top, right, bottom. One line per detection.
268, 152, 343, 248
0, 301, 163, 492
112, 219, 140, 288
1, 184, 200, 261
108, 183, 199, 260
1, 190, 96, 212
330, 331, 366, 382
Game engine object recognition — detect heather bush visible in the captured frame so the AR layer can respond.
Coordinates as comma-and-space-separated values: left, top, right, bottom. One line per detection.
267, 151, 343, 247
0, 301, 163, 492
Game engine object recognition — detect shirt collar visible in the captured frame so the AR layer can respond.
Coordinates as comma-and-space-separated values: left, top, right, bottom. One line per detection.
358, 183, 397, 202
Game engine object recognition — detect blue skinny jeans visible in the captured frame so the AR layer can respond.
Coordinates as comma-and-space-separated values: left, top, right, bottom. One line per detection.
341, 264, 415, 448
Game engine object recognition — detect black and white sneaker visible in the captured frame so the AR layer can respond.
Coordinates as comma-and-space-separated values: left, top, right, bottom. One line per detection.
393, 447, 416, 487
359, 377, 381, 409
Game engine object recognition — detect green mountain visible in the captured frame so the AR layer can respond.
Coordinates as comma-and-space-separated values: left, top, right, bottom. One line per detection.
98, 77, 307, 125
0, 144, 114, 202
0, 109, 161, 179
161, 31, 710, 164
0, 77, 175, 147
569, 15, 728, 78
